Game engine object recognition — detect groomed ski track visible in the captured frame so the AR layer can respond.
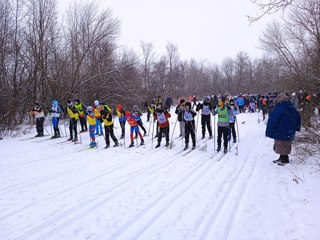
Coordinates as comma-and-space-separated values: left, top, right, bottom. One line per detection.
0, 112, 318, 240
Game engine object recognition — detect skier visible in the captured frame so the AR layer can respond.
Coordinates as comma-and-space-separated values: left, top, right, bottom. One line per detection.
132, 105, 147, 136
154, 106, 171, 148
93, 100, 103, 136
212, 100, 233, 153
126, 111, 144, 147
74, 99, 88, 132
147, 103, 155, 122
116, 104, 126, 139
266, 93, 301, 166
196, 96, 213, 139
183, 101, 197, 150
86, 106, 97, 148
259, 95, 269, 121
175, 99, 186, 137
48, 99, 61, 138
29, 102, 45, 137
228, 99, 238, 143
66, 99, 78, 142
101, 104, 119, 148
165, 97, 173, 111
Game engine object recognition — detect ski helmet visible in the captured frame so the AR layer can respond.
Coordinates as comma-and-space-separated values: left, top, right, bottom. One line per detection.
94, 100, 99, 107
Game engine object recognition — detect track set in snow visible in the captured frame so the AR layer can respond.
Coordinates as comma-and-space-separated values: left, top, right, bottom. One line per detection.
1, 112, 320, 240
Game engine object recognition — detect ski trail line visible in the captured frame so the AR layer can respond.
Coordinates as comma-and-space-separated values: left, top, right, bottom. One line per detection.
11, 148, 193, 240
199, 133, 263, 239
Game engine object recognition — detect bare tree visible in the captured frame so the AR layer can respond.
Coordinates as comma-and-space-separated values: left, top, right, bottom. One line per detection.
140, 41, 156, 99
165, 41, 180, 96
234, 51, 250, 93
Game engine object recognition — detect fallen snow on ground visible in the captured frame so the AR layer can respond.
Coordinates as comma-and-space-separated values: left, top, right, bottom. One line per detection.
0, 111, 319, 240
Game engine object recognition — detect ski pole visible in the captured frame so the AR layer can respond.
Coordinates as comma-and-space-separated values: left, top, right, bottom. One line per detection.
235, 117, 240, 143
78, 120, 82, 145
136, 128, 139, 148
169, 116, 178, 148
213, 114, 216, 151
228, 126, 231, 152
147, 114, 153, 135
151, 117, 155, 148
63, 119, 68, 139
195, 110, 200, 140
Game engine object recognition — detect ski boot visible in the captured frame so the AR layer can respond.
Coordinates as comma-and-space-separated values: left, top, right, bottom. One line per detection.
129, 141, 134, 148
184, 144, 188, 151
155, 142, 161, 148
140, 139, 145, 146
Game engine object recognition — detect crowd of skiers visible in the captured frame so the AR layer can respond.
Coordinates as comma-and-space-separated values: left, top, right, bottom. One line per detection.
28, 90, 319, 165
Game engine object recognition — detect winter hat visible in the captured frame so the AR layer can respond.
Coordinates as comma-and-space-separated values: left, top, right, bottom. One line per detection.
185, 102, 192, 108
125, 111, 131, 119
74, 99, 80, 104
94, 100, 99, 107
274, 93, 290, 104
133, 105, 139, 111
203, 96, 210, 103
180, 99, 185, 104
67, 99, 72, 106
229, 99, 234, 105
117, 104, 123, 110
52, 99, 58, 107
87, 106, 93, 112
218, 100, 224, 108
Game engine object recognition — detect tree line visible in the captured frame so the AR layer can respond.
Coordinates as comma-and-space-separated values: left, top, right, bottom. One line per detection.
0, 0, 319, 131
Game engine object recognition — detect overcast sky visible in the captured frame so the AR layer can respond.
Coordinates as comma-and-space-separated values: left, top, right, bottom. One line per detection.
58, 0, 278, 63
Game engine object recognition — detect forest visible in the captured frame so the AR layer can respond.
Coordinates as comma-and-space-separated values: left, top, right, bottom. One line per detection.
0, 0, 319, 129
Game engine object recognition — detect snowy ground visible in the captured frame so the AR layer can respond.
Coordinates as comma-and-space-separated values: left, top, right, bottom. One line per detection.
1, 110, 320, 240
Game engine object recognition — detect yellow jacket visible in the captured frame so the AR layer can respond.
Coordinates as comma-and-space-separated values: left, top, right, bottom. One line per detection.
67, 106, 79, 120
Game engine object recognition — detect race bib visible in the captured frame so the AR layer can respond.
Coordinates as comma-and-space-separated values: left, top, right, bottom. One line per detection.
157, 113, 167, 124
202, 105, 210, 115
184, 111, 193, 121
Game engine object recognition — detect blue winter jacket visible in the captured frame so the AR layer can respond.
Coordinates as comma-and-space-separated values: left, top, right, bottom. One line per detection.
266, 101, 301, 141
237, 97, 244, 106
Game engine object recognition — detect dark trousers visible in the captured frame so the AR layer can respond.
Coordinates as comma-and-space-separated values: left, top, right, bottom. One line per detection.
137, 120, 147, 134
229, 122, 236, 141
104, 124, 118, 146
185, 121, 196, 147
201, 115, 212, 137
79, 116, 87, 131
69, 118, 78, 140
217, 126, 229, 150
36, 117, 44, 134
119, 121, 125, 137
238, 105, 244, 113
157, 127, 169, 144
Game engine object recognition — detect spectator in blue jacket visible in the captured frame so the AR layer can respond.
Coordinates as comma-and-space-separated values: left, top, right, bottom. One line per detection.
237, 95, 245, 113
266, 93, 301, 166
